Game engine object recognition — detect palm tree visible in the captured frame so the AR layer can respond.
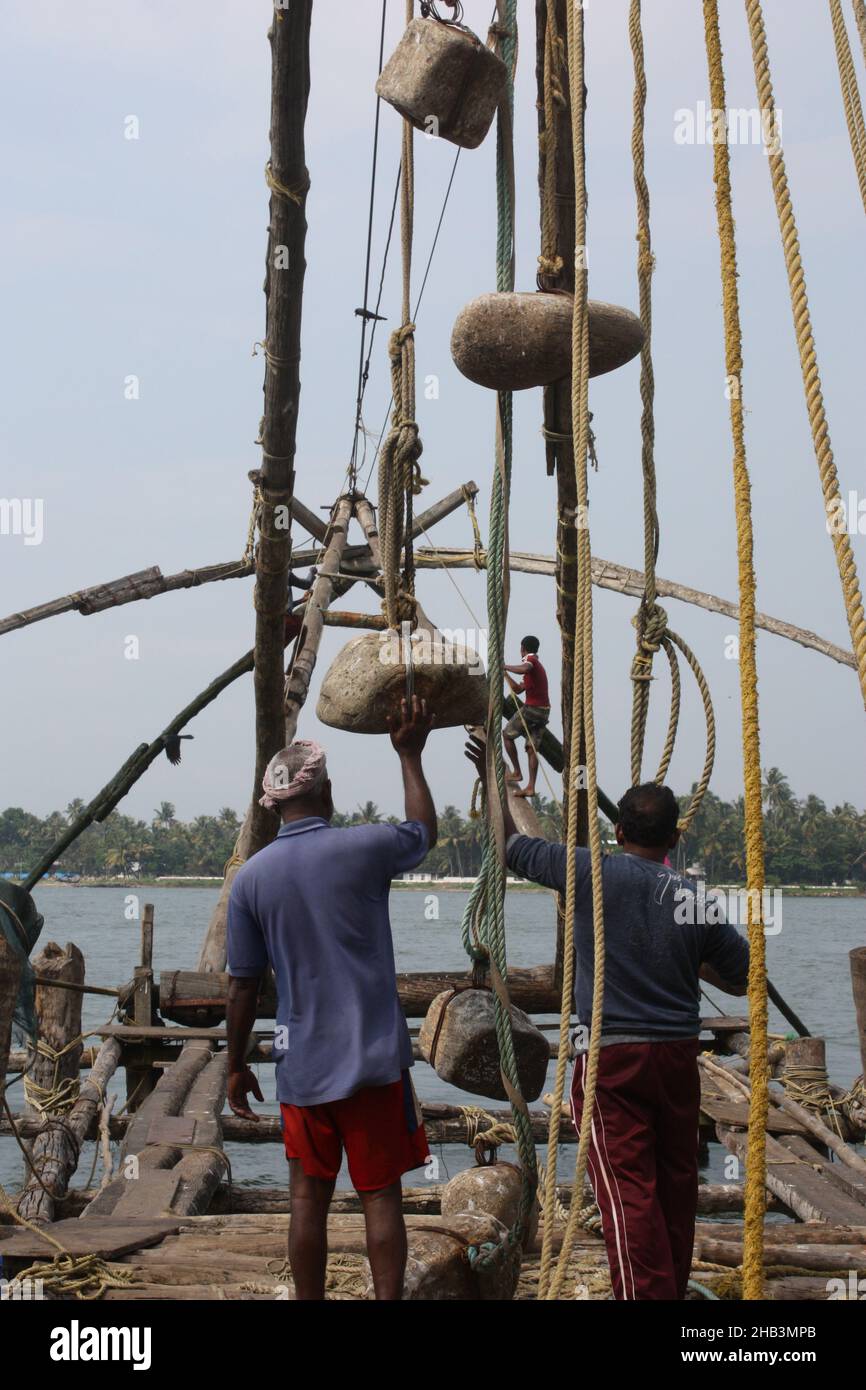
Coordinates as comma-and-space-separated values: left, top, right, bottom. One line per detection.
762, 768, 793, 822
154, 802, 176, 830
354, 801, 382, 824
65, 799, 85, 823
438, 806, 466, 875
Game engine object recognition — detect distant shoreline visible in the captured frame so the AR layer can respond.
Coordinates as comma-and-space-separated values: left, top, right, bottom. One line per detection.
27, 877, 866, 897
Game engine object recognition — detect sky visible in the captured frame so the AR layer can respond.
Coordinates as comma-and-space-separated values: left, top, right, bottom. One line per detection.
1, 0, 864, 828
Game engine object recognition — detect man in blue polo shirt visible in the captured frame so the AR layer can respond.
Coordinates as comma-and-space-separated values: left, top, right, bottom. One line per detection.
226, 697, 436, 1301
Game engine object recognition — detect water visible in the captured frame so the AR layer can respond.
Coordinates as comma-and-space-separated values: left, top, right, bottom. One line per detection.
2, 886, 863, 1193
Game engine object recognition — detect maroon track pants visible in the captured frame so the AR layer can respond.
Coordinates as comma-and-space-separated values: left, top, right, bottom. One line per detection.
570, 1039, 701, 1300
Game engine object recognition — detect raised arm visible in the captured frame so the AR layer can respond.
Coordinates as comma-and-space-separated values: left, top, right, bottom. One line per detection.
389, 696, 437, 848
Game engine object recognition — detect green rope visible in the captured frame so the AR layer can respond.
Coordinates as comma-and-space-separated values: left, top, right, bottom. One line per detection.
457, 1, 538, 1267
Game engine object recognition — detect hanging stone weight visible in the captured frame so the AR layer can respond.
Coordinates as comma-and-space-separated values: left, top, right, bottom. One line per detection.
364, 1211, 519, 1300
450, 292, 645, 391
419, 987, 550, 1103
316, 629, 488, 734
441, 1162, 539, 1245
375, 18, 508, 150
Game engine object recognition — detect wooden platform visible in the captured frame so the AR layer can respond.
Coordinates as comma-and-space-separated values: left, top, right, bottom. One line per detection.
21, 1210, 854, 1302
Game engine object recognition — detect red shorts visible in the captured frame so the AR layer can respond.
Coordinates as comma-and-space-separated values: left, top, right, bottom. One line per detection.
280, 1071, 430, 1192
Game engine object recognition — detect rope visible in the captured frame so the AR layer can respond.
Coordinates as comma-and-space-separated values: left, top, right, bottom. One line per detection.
627, 1, 716, 829
378, 0, 428, 631
0, 1177, 137, 1299
704, 0, 769, 1301
455, 0, 538, 1267
539, 0, 606, 1303
745, 0, 866, 710
830, 0, 866, 218
22, 1035, 83, 1117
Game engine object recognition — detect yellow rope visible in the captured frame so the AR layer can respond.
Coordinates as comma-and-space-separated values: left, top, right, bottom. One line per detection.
22, 1036, 83, 1117
830, 0, 866, 217
745, 0, 866, 710
264, 159, 309, 206
703, 0, 769, 1301
0, 1178, 136, 1299
540, 0, 605, 1304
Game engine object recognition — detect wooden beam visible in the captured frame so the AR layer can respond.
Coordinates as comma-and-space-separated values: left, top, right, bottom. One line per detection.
416, 547, 858, 673
158, 962, 560, 1027
284, 494, 353, 738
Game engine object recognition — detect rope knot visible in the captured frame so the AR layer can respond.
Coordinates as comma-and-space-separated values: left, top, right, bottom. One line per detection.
630, 603, 669, 680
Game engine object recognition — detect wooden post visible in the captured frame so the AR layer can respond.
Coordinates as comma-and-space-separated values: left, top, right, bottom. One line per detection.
535, 0, 587, 990
25, 941, 84, 1119
125, 905, 157, 1110
248, 0, 314, 856
0, 935, 23, 1114
850, 947, 866, 1082
17, 1037, 122, 1224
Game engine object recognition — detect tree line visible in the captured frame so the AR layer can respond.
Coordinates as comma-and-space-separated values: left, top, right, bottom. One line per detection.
0, 768, 863, 885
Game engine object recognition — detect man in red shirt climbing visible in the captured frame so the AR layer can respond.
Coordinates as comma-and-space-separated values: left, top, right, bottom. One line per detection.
503, 634, 550, 798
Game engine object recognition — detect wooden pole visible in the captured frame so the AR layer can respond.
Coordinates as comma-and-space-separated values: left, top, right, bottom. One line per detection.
850, 947, 866, 1082
125, 904, 157, 1110
284, 495, 353, 739
248, 0, 314, 856
535, 0, 587, 991
25, 941, 84, 1119
0, 935, 23, 1114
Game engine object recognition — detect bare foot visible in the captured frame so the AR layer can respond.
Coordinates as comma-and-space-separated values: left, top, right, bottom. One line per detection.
505, 770, 522, 783
514, 786, 536, 799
